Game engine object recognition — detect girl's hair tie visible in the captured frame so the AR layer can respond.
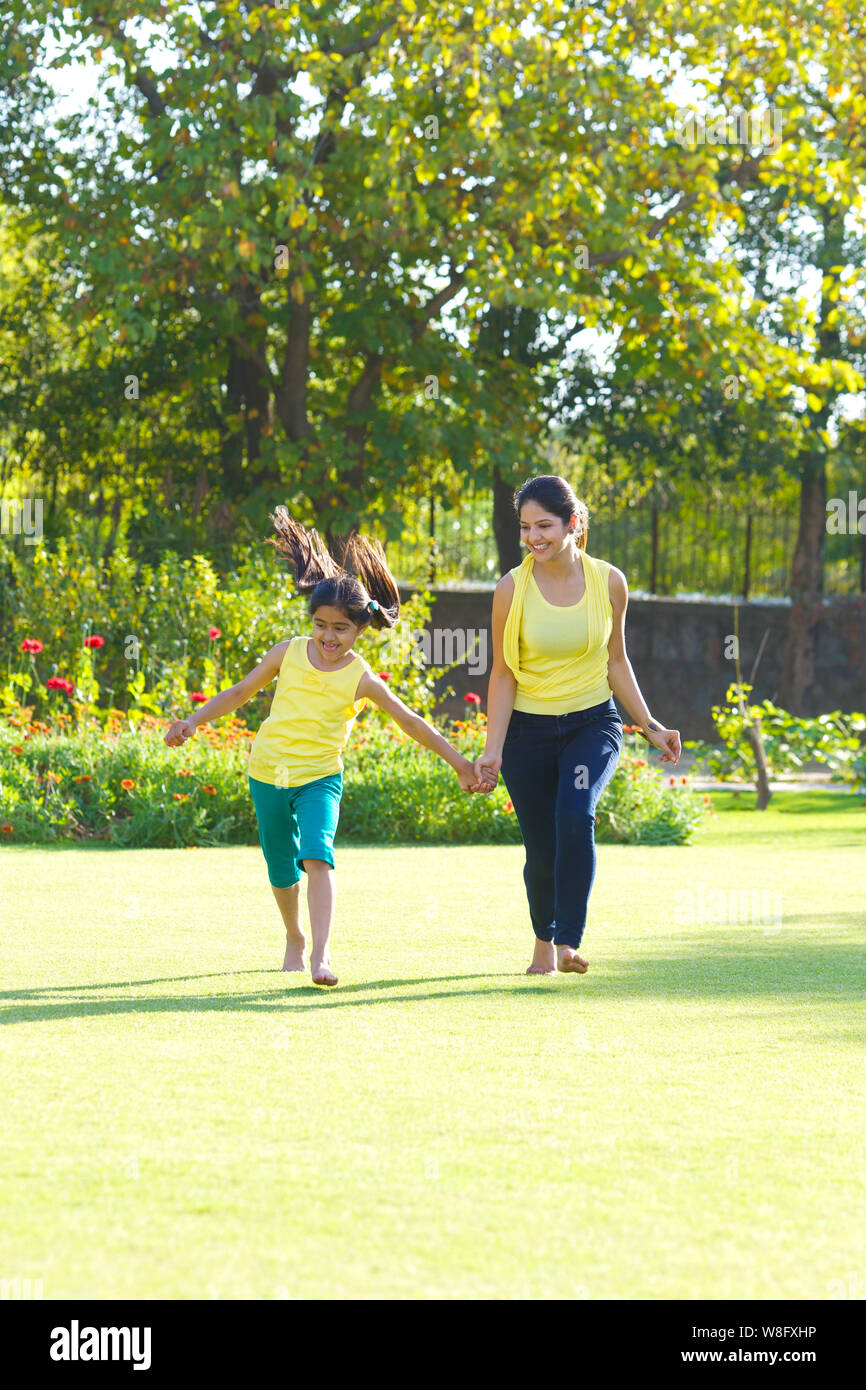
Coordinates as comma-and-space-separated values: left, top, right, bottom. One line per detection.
368, 598, 379, 612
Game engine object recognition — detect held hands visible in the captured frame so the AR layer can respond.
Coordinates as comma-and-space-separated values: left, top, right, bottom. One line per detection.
456, 754, 498, 793
164, 719, 197, 748
471, 751, 501, 795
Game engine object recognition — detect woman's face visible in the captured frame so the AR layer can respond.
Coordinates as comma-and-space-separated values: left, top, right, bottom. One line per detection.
518, 500, 576, 561
311, 605, 362, 662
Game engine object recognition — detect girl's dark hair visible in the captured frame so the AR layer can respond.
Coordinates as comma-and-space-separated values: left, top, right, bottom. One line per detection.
266, 508, 400, 629
514, 475, 589, 550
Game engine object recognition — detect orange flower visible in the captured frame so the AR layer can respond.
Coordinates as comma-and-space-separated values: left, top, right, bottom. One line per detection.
45, 770, 61, 783
504, 798, 514, 813
1, 824, 12, 834
74, 775, 92, 783
179, 768, 194, 777
202, 785, 217, 794
121, 778, 136, 790
11, 745, 23, 754
173, 792, 189, 801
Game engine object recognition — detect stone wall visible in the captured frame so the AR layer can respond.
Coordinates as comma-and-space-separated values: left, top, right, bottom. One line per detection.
397, 586, 866, 740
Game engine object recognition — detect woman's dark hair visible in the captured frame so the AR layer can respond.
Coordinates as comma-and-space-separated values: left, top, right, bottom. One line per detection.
266, 508, 400, 629
513, 475, 589, 550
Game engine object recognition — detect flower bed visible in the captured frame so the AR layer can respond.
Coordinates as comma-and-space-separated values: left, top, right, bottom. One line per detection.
0, 706, 708, 847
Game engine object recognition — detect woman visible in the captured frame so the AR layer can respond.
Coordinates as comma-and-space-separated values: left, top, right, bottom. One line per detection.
474, 475, 681, 976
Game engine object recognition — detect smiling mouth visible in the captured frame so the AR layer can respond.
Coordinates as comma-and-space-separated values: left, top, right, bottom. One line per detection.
530, 542, 551, 552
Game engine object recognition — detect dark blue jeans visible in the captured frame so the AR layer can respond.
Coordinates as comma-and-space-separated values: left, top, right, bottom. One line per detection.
500, 696, 623, 949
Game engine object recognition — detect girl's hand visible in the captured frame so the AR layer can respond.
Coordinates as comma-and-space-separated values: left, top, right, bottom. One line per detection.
644, 724, 681, 764
473, 751, 501, 793
456, 756, 484, 793
164, 719, 197, 748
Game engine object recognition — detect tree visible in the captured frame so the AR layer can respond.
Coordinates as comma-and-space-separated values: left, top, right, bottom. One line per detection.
1, 0, 780, 542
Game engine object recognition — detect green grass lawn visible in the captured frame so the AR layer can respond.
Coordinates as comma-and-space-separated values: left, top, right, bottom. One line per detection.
1, 793, 864, 1300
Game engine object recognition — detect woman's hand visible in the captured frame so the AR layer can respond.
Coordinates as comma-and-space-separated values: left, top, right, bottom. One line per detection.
644, 724, 681, 764
473, 750, 501, 793
164, 718, 197, 748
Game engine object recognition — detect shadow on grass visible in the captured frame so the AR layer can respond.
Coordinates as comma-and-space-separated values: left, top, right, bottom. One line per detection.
2, 931, 864, 1027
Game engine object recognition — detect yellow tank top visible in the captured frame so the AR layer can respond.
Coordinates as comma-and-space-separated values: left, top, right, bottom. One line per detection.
247, 636, 370, 788
506, 552, 613, 715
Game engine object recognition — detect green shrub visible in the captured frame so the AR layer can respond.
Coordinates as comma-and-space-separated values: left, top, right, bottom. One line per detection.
0, 705, 709, 847
684, 683, 866, 787
0, 537, 439, 723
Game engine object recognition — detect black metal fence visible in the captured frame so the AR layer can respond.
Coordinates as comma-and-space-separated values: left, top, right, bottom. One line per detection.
387, 495, 864, 597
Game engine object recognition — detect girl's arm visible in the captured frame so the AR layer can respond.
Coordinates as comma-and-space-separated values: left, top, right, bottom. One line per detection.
473, 575, 517, 788
355, 671, 484, 791
606, 568, 681, 764
164, 641, 290, 747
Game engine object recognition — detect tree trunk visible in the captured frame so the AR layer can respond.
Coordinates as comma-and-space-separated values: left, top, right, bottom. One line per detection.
219, 340, 270, 498
780, 454, 825, 712
744, 717, 772, 809
492, 466, 521, 573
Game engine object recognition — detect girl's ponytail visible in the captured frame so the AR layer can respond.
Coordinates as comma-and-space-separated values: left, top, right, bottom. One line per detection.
342, 533, 400, 629
266, 509, 401, 630
266, 507, 341, 589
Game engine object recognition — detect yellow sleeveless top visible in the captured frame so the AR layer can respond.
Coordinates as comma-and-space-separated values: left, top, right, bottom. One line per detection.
504, 551, 613, 715
247, 636, 370, 788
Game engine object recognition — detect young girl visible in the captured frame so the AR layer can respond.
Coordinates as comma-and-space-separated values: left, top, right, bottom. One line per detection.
165, 509, 487, 987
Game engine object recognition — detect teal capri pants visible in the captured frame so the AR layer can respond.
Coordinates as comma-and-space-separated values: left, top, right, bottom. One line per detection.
248, 772, 343, 888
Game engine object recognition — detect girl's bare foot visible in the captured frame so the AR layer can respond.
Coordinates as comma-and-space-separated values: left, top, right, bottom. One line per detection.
311, 958, 338, 987
556, 945, 589, 974
282, 934, 306, 973
526, 939, 556, 975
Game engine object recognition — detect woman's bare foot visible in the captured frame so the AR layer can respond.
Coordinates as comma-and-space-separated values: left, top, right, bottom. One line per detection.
311, 958, 338, 987
526, 939, 556, 975
556, 945, 589, 974
282, 934, 306, 973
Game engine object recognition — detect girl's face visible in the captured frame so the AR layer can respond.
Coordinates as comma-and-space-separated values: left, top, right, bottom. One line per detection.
518, 500, 577, 561
311, 605, 363, 663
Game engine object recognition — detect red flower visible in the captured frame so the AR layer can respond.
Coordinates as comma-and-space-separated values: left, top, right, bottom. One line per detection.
84, 635, 105, 649
680, 776, 687, 784
202, 785, 217, 794
504, 798, 514, 813
190, 692, 209, 704
74, 775, 91, 783
11, 745, 23, 754
120, 778, 136, 790
21, 638, 44, 654
173, 792, 189, 802
1, 824, 13, 834
669, 776, 676, 785
464, 692, 481, 705
377, 671, 391, 681
45, 676, 74, 696
208, 627, 222, 640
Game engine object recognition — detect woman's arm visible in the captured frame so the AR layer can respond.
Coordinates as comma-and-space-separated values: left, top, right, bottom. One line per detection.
473, 575, 517, 788
164, 641, 290, 746
606, 569, 681, 764
355, 670, 484, 791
